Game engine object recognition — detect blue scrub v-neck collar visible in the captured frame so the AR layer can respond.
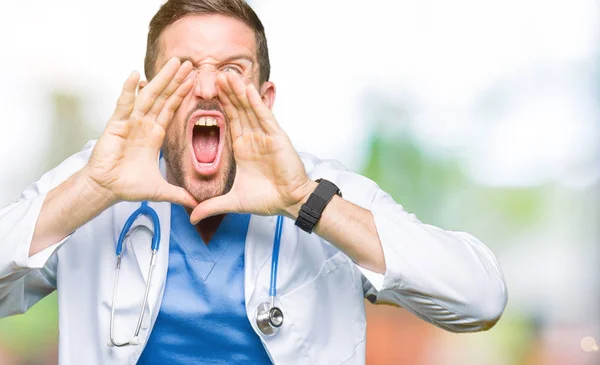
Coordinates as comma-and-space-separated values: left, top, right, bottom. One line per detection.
169, 203, 250, 281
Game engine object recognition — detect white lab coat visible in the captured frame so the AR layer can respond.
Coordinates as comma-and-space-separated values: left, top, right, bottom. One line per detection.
0, 141, 507, 365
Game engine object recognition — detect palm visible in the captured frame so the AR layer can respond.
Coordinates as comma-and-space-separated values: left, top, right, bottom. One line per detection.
89, 118, 166, 201
229, 133, 306, 216
190, 73, 311, 222
85, 58, 197, 208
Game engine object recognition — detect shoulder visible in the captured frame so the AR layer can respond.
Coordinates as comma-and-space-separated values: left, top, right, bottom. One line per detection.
298, 152, 348, 174
297, 152, 384, 208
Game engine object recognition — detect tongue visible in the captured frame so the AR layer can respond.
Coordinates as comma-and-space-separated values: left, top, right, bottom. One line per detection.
193, 128, 219, 163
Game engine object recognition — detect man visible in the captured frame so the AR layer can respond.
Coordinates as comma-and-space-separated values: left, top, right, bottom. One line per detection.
0, 0, 507, 364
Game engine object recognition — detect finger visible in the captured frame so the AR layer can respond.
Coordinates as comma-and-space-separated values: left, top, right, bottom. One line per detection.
190, 194, 238, 224
134, 57, 181, 116
246, 83, 280, 134
217, 74, 244, 136
218, 73, 252, 134
138, 80, 148, 93
228, 73, 262, 131
217, 84, 242, 140
155, 182, 198, 209
156, 74, 195, 129
147, 61, 194, 118
112, 71, 140, 120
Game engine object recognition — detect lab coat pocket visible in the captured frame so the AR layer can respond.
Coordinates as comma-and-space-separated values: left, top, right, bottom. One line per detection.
279, 252, 366, 365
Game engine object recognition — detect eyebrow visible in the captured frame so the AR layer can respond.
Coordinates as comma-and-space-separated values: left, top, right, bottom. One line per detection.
177, 54, 255, 67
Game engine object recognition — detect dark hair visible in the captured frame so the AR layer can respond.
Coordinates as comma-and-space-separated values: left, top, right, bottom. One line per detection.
144, 0, 270, 84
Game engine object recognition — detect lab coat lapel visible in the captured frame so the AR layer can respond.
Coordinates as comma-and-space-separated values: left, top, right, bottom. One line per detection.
109, 156, 172, 312
243, 215, 313, 365
107, 200, 170, 363
111, 201, 170, 294
244, 215, 278, 317
112, 201, 149, 282
138, 200, 171, 334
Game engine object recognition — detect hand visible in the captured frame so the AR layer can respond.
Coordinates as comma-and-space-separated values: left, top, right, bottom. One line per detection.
83, 57, 198, 208
189, 72, 314, 223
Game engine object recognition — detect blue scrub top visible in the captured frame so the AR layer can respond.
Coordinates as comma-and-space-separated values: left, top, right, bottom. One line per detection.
137, 204, 272, 364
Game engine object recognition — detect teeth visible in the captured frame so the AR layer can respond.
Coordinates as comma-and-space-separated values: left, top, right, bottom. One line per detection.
195, 117, 218, 127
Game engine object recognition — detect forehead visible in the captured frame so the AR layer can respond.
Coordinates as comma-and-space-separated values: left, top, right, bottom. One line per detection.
159, 14, 257, 63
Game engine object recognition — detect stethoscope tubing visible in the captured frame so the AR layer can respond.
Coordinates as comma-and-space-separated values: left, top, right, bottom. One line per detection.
269, 215, 284, 298
116, 201, 161, 256
110, 202, 286, 346
110, 201, 160, 347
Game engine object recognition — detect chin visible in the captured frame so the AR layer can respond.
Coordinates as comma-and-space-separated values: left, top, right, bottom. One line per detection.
187, 174, 226, 203
164, 100, 235, 206
181, 151, 236, 205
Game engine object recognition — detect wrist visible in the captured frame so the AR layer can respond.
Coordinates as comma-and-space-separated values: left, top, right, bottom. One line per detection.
282, 179, 318, 219
78, 167, 119, 208
30, 167, 118, 257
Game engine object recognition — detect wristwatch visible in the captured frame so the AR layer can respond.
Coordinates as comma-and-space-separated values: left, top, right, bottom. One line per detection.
295, 179, 342, 233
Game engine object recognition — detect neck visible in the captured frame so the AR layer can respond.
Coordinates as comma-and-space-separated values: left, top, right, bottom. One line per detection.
186, 210, 225, 244
165, 167, 225, 244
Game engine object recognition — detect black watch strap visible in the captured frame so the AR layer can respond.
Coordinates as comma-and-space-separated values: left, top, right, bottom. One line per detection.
295, 179, 342, 233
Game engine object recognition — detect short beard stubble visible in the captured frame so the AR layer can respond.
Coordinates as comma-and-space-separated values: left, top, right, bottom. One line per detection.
163, 99, 236, 204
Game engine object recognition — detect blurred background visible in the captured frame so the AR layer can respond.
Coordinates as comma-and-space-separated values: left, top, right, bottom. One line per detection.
0, 0, 598, 364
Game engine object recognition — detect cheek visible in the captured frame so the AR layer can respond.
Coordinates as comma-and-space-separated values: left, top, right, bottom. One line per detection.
165, 110, 187, 142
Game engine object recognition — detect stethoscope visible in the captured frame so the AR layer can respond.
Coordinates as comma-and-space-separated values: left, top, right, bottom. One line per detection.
254, 214, 285, 335
109, 202, 285, 347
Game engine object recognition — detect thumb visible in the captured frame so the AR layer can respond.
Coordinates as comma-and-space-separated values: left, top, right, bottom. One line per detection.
190, 194, 239, 224
154, 182, 198, 209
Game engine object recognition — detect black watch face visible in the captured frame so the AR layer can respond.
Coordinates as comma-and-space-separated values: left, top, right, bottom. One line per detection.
315, 178, 341, 198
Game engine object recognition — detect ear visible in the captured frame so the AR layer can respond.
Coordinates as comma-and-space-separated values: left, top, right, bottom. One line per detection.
138, 80, 148, 93
259, 81, 276, 110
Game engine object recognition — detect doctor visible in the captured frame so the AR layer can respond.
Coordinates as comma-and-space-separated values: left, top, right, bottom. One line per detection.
0, 0, 507, 364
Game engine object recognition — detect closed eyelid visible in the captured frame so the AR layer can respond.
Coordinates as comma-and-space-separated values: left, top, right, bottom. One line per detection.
173, 56, 256, 78
189, 66, 242, 76
176, 55, 253, 66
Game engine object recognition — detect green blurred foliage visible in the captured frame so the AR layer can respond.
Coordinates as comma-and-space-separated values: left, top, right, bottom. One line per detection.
360, 103, 548, 248
0, 293, 58, 356
46, 91, 98, 169
358, 100, 553, 364
0, 90, 94, 361
362, 130, 467, 226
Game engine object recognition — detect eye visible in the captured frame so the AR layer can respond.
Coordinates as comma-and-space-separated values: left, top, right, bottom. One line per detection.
221, 65, 243, 74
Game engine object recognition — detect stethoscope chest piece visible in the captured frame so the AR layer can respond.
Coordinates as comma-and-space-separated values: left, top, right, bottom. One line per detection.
255, 215, 286, 336
255, 301, 284, 336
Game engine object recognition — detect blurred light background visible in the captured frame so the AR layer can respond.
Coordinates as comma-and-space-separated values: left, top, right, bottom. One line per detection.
0, 0, 598, 364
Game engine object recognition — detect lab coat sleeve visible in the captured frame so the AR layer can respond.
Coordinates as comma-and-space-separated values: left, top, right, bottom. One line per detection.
0, 140, 96, 317
303, 154, 508, 333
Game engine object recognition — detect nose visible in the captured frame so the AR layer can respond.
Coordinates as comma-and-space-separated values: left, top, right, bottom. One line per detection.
192, 67, 219, 100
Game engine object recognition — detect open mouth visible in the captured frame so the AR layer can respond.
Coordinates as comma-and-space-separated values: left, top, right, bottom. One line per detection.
190, 113, 224, 175
193, 117, 220, 163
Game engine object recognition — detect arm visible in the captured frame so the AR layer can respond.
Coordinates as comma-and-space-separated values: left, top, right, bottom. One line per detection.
0, 58, 197, 317
283, 182, 386, 274
189, 72, 507, 333
28, 168, 114, 257
0, 143, 93, 316
302, 160, 508, 333
28, 58, 196, 258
